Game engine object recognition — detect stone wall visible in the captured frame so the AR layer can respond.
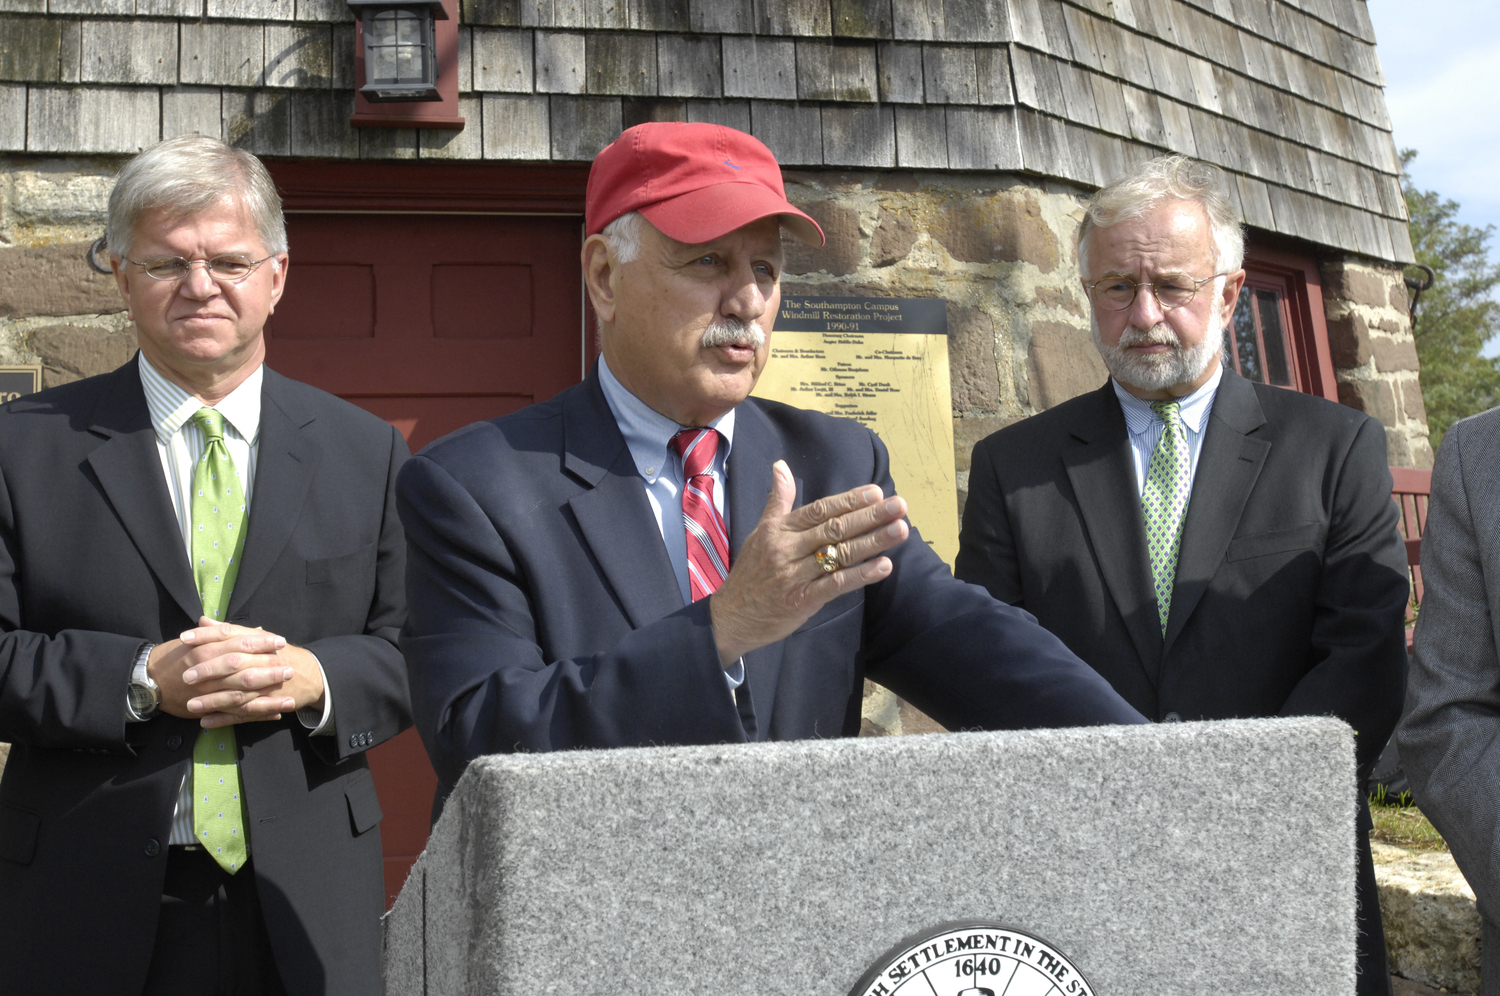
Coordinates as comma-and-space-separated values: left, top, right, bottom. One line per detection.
1323, 258, 1434, 469
0, 154, 138, 387
779, 168, 1105, 524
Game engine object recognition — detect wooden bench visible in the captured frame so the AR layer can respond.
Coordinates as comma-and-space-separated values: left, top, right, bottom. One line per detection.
1391, 467, 1432, 647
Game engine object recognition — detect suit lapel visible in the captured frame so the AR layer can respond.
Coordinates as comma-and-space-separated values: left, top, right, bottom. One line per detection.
725, 400, 794, 740
1062, 384, 1164, 682
228, 369, 320, 619
1164, 371, 1269, 652
563, 374, 685, 630
85, 360, 203, 622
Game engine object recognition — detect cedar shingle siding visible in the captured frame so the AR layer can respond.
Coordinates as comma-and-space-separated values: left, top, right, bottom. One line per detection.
0, 0, 1410, 262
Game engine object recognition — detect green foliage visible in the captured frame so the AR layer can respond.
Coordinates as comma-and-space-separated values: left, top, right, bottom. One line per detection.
1403, 150, 1500, 453
1368, 796, 1448, 852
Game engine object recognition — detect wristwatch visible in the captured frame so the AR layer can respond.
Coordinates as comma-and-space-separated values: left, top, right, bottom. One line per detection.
127, 643, 160, 720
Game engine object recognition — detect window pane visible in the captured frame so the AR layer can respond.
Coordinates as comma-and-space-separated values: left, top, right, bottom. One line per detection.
1255, 289, 1292, 387
367, 8, 397, 44
396, 10, 421, 44
1232, 285, 1263, 383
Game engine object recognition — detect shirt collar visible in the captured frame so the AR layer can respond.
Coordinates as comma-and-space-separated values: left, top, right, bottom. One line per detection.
138, 352, 264, 446
597, 356, 736, 483
1112, 361, 1223, 436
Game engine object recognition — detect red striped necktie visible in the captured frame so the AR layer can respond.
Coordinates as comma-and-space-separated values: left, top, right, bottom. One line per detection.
671, 427, 731, 601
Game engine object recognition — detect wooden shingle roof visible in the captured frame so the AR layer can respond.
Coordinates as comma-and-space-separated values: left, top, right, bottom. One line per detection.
0, 0, 1411, 261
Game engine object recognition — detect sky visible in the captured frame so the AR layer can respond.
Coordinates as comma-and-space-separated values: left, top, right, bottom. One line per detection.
1365, 0, 1500, 348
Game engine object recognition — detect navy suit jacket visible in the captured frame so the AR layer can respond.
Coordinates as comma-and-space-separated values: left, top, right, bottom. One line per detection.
398, 368, 1144, 813
0, 358, 411, 996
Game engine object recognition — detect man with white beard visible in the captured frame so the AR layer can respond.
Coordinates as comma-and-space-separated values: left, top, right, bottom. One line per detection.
955, 155, 1408, 996
396, 122, 1144, 820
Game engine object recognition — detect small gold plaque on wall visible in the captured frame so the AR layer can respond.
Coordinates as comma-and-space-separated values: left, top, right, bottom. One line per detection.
0, 365, 42, 404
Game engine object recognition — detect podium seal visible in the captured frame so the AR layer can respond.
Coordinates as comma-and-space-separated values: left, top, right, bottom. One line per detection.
848, 920, 1095, 996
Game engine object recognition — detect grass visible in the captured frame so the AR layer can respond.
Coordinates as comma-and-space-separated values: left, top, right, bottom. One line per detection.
1369, 795, 1448, 851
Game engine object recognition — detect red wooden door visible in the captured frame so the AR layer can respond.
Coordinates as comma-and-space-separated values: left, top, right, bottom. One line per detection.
265, 211, 584, 906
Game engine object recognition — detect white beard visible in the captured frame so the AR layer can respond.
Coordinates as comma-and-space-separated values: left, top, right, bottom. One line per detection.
701, 316, 766, 351
1090, 298, 1225, 393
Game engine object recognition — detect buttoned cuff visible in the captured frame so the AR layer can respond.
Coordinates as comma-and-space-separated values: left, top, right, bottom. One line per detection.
296, 653, 335, 735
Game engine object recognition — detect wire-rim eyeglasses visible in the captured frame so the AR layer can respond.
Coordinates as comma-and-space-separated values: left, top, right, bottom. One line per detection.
126, 254, 278, 283
1086, 272, 1231, 312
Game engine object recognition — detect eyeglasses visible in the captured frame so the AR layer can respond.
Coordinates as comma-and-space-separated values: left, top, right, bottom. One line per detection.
126, 254, 276, 283
1086, 272, 1230, 312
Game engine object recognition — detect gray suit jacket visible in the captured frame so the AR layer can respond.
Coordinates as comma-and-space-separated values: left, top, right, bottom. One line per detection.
1399, 408, 1500, 947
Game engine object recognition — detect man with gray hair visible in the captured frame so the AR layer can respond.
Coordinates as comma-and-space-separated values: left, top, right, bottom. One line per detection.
397, 121, 1145, 821
956, 154, 1408, 995
0, 135, 411, 995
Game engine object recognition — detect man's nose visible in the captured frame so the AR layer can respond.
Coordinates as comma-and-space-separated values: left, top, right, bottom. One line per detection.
721, 260, 768, 322
179, 261, 219, 298
1126, 279, 1165, 328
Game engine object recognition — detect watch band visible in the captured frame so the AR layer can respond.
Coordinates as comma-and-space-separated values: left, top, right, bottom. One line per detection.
127, 642, 159, 721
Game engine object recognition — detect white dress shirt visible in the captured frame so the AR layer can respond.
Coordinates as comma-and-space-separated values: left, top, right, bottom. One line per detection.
130, 354, 333, 845
1112, 363, 1223, 499
597, 356, 745, 691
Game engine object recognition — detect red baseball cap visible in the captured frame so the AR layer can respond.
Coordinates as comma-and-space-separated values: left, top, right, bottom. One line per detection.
586, 122, 825, 247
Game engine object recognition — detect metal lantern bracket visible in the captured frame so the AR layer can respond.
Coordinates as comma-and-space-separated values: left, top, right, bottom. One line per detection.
347, 0, 465, 130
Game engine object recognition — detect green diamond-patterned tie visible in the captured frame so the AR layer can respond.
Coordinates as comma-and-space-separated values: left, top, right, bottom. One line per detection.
1142, 400, 1191, 634
190, 407, 249, 874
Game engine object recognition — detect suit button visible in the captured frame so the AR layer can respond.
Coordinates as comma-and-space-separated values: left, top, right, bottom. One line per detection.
1163, 711, 1182, 723
166, 734, 183, 751
349, 734, 359, 749
144, 839, 161, 857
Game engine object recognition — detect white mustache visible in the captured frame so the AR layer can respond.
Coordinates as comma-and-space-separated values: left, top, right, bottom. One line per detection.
1117, 324, 1181, 349
701, 318, 766, 350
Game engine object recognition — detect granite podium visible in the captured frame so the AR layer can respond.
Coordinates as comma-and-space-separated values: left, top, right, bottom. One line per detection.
382, 717, 1356, 995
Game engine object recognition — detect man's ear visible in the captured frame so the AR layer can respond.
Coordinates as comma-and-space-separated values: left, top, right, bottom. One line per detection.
110, 256, 133, 320
1220, 268, 1247, 314
266, 253, 289, 315
581, 235, 617, 326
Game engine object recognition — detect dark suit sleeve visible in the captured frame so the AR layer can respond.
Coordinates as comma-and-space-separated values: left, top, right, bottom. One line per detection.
861, 431, 1145, 731
398, 453, 744, 791
1398, 420, 1500, 916
954, 435, 1025, 605
1278, 416, 1408, 777
301, 423, 414, 764
0, 459, 142, 753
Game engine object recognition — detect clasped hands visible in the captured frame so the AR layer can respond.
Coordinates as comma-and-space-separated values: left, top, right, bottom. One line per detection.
710, 459, 909, 664
148, 617, 325, 728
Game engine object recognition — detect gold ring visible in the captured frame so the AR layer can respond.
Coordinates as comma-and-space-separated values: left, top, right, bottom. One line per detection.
815, 544, 841, 574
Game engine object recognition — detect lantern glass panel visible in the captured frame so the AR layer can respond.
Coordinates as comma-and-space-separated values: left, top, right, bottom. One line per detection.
365, 7, 431, 85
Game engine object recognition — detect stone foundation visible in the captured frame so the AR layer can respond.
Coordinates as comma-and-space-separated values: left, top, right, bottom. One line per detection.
1323, 259, 1434, 469
0, 155, 136, 384
1374, 841, 1483, 994
778, 169, 1103, 521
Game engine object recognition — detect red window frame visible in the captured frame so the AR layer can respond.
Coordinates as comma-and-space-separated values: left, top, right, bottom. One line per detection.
1226, 245, 1338, 402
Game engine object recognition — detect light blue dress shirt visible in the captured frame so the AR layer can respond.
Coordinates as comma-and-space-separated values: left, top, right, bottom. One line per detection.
597, 356, 745, 690
1112, 362, 1222, 498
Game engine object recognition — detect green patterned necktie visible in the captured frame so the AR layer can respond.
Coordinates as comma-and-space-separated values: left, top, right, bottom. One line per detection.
1141, 400, 1191, 634
190, 407, 249, 874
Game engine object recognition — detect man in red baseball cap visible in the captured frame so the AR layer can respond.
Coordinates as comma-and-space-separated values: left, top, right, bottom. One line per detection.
398, 123, 1143, 813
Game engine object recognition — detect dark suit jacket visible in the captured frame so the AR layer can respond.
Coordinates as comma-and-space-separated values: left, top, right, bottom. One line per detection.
955, 370, 1408, 778
1400, 409, 1500, 934
0, 357, 411, 996
398, 368, 1144, 812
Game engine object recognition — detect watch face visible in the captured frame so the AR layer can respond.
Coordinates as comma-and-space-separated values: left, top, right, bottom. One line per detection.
129, 682, 158, 714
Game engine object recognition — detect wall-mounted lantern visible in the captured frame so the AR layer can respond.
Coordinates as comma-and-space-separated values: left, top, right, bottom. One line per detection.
347, 0, 464, 130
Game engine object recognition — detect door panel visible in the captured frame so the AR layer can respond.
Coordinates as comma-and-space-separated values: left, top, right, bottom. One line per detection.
266, 211, 583, 906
